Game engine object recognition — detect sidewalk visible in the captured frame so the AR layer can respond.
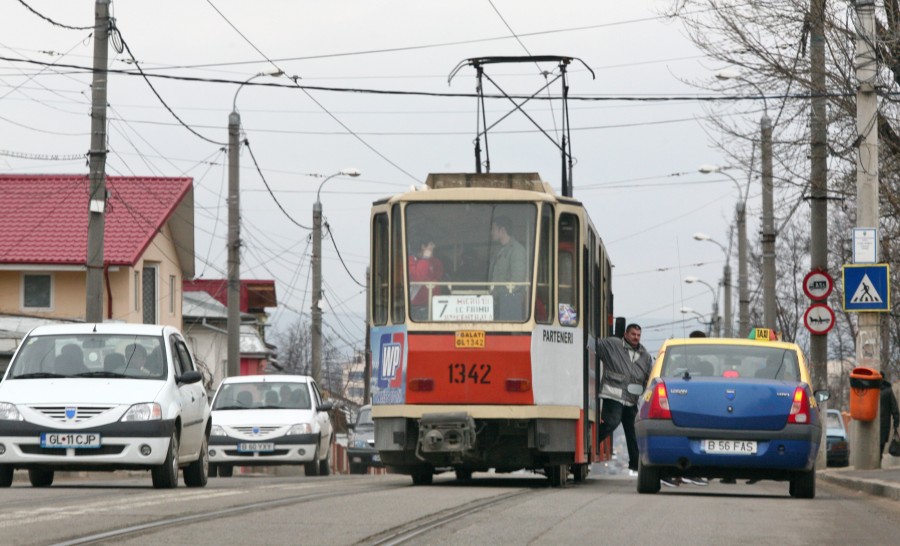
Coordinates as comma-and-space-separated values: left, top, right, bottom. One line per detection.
819, 458, 900, 501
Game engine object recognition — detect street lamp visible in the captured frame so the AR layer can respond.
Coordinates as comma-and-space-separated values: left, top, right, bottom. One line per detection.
693, 232, 733, 338
685, 276, 719, 336
698, 165, 750, 338
227, 69, 284, 379
715, 69, 777, 331
311, 168, 361, 386
680, 307, 713, 335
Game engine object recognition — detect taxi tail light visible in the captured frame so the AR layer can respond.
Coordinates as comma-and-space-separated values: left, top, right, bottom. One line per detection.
787, 387, 811, 424
505, 378, 531, 392
648, 382, 672, 420
408, 378, 434, 392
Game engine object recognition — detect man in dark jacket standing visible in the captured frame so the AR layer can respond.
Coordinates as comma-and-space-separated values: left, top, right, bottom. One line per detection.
880, 379, 899, 456
596, 323, 653, 474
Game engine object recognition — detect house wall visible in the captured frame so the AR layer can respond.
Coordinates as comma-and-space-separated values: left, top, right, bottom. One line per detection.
0, 226, 185, 328
0, 270, 89, 320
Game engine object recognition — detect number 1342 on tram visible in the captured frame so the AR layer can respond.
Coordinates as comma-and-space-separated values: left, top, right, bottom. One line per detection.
368, 172, 614, 486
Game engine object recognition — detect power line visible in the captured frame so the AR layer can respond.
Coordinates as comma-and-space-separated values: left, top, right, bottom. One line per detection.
15, 0, 93, 31
243, 139, 311, 229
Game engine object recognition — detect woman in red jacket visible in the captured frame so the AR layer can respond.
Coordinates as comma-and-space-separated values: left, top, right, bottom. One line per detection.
408, 237, 444, 320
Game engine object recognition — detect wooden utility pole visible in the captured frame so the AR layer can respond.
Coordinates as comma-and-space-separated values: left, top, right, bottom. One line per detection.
809, 0, 829, 469
85, 0, 110, 322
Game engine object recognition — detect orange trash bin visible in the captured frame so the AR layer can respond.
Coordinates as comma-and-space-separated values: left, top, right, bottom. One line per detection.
849, 367, 882, 422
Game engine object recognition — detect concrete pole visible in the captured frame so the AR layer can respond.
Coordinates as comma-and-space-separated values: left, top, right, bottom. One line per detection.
311, 201, 323, 385
723, 263, 733, 338
761, 114, 777, 330
851, 0, 881, 470
85, 0, 110, 323
737, 201, 750, 338
227, 111, 241, 378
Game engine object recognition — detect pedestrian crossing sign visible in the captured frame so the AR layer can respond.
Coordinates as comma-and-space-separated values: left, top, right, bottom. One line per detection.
842, 264, 890, 312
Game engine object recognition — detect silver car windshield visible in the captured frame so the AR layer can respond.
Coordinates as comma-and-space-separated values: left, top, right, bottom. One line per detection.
8, 334, 166, 380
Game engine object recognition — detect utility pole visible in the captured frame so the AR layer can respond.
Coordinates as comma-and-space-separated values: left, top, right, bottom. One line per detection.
226, 110, 241, 378
723, 263, 733, 337
761, 114, 777, 330
809, 0, 830, 469
851, 0, 881, 470
737, 201, 749, 338
85, 0, 110, 323
311, 199, 323, 385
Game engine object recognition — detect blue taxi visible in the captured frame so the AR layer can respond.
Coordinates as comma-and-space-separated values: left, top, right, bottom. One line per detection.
634, 329, 827, 498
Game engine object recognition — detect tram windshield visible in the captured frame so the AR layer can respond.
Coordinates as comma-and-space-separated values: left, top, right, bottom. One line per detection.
405, 202, 536, 322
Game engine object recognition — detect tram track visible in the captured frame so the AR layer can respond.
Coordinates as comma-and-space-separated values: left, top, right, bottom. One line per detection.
45, 478, 406, 546
358, 488, 538, 546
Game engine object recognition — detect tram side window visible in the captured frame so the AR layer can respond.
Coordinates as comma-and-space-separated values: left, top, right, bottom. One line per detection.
372, 213, 389, 325
391, 204, 406, 324
558, 213, 579, 326
535, 205, 553, 323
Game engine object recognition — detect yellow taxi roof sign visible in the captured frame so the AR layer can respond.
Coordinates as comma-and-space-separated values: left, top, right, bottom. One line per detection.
748, 328, 779, 341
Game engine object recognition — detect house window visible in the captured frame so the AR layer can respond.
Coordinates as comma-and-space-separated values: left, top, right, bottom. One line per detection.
22, 273, 52, 309
169, 275, 176, 314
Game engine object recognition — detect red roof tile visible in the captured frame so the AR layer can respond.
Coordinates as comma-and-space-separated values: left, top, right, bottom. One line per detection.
0, 175, 192, 266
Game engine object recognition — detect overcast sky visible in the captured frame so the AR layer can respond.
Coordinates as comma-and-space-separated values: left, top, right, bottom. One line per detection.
0, 1, 757, 355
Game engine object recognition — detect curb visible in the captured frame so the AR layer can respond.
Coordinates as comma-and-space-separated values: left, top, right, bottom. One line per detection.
819, 472, 900, 501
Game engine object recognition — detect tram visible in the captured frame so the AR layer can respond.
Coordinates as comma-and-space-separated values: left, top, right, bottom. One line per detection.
368, 172, 614, 486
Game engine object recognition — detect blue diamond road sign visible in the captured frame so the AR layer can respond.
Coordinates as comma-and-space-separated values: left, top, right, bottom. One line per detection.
842, 264, 890, 312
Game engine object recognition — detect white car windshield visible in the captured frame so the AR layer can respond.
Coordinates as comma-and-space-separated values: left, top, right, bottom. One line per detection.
8, 334, 166, 380
213, 382, 312, 410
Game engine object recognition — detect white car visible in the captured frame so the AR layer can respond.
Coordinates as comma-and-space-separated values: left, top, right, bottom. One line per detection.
208, 375, 334, 477
0, 323, 210, 489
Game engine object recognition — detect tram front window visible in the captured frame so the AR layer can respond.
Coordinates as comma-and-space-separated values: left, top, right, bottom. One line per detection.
405, 202, 536, 322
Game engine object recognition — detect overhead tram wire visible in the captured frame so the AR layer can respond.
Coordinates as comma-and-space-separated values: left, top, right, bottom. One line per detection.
243, 140, 311, 229
324, 224, 366, 288
205, 0, 420, 184
15, 0, 93, 31
0, 55, 853, 104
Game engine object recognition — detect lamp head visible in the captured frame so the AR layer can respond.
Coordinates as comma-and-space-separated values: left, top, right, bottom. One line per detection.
714, 68, 741, 81
684, 276, 699, 284
698, 164, 722, 174
680, 307, 694, 315
340, 168, 361, 177
693, 232, 711, 241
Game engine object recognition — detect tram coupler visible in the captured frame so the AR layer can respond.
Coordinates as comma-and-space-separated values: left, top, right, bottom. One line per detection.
417, 412, 476, 455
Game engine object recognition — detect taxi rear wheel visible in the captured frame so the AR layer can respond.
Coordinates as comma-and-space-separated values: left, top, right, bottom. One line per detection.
636, 461, 660, 494
28, 468, 54, 487
789, 469, 815, 499
0, 465, 13, 487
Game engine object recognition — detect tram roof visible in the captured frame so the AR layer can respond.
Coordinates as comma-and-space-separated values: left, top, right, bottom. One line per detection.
374, 173, 583, 205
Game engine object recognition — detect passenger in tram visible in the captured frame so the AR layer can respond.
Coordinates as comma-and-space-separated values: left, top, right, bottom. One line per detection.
488, 216, 527, 283
408, 235, 444, 320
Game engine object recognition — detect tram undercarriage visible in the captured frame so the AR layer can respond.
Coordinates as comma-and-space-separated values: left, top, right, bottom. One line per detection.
375, 415, 585, 486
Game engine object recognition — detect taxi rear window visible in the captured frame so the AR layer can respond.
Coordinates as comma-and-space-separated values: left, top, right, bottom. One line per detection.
661, 344, 800, 381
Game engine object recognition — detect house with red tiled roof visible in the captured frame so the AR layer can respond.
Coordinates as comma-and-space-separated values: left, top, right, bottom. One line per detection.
0, 174, 194, 328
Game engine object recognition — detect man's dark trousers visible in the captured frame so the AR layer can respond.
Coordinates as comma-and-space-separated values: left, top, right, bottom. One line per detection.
597, 398, 639, 471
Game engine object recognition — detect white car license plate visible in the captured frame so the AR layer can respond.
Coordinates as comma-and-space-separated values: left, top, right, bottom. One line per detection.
238, 442, 275, 453
702, 439, 757, 454
40, 432, 101, 449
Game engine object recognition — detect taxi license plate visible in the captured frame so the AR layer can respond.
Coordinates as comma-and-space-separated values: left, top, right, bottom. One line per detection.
238, 442, 275, 453
702, 439, 757, 454
40, 432, 101, 449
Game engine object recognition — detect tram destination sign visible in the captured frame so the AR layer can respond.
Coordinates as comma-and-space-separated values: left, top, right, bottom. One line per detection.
432, 295, 494, 321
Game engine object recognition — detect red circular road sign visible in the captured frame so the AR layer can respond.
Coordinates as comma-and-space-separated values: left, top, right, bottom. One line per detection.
804, 303, 835, 335
803, 270, 833, 301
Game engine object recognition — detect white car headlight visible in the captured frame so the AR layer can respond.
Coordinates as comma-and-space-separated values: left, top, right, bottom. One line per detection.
287, 423, 313, 435
0, 402, 23, 421
211, 425, 226, 437
121, 402, 162, 422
